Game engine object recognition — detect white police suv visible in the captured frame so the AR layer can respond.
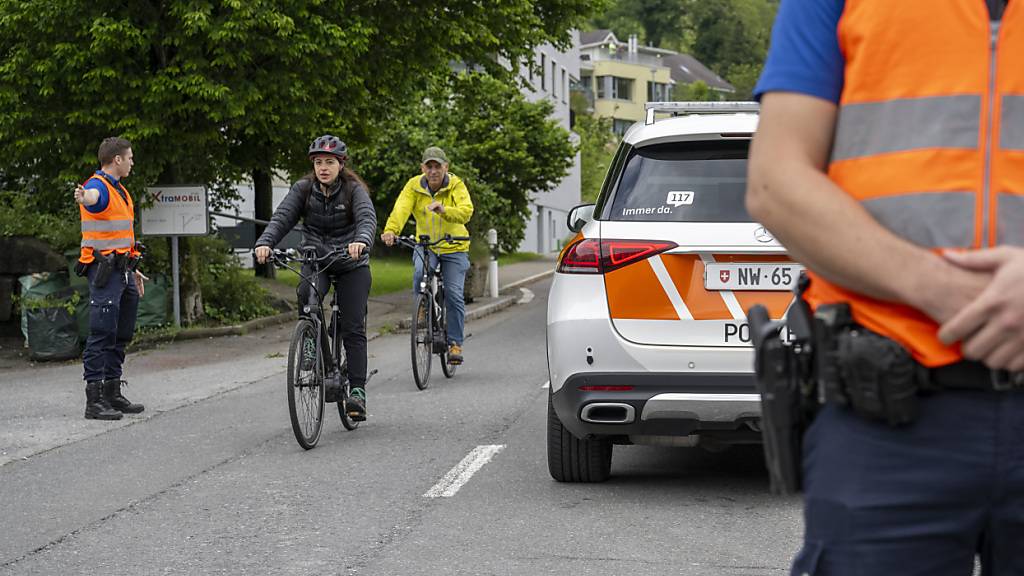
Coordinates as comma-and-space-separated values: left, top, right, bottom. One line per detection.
547, 102, 801, 482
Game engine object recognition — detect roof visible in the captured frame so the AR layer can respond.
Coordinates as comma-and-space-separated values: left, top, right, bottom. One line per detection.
579, 29, 616, 47
662, 53, 735, 92
623, 112, 759, 147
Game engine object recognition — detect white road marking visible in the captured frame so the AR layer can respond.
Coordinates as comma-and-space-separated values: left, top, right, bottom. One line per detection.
518, 287, 535, 305
542, 380, 550, 388
424, 444, 506, 498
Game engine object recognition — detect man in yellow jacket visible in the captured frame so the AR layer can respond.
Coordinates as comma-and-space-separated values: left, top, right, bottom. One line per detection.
381, 146, 474, 364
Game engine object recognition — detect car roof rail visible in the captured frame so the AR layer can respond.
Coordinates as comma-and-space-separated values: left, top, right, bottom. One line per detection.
644, 101, 760, 125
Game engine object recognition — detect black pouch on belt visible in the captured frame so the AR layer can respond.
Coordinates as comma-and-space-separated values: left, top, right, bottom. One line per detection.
836, 328, 918, 426
91, 252, 115, 288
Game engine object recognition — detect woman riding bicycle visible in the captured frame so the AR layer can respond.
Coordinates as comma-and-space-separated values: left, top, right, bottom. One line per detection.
254, 135, 376, 420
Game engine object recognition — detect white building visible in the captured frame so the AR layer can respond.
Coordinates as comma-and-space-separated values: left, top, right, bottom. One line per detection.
517, 31, 583, 254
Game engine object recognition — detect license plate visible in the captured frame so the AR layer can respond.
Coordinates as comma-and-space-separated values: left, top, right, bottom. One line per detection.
704, 263, 803, 291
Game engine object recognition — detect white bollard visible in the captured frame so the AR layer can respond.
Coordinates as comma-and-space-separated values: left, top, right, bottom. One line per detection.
487, 228, 499, 298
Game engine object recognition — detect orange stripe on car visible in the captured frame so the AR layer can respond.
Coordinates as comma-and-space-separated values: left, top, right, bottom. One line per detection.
605, 252, 797, 321
604, 258, 679, 320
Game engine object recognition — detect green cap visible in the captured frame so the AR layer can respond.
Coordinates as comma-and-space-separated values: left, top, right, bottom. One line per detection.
422, 146, 449, 165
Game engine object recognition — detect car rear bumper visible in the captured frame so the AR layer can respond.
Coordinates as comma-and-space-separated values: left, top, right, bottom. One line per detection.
551, 372, 761, 440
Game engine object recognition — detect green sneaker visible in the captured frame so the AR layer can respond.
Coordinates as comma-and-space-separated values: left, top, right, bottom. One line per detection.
347, 387, 367, 421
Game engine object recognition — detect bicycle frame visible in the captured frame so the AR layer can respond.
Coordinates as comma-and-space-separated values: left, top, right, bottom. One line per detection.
397, 235, 469, 349
273, 247, 352, 378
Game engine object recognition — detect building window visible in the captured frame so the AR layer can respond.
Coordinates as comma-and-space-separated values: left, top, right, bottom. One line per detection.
540, 53, 546, 91
551, 61, 557, 99
596, 75, 606, 99
562, 69, 568, 103
647, 81, 669, 102
611, 77, 632, 100
612, 119, 633, 135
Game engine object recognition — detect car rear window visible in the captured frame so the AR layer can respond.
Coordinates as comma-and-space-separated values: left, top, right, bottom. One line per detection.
606, 140, 752, 222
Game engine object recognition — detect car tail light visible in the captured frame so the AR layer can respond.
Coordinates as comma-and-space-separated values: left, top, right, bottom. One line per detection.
557, 239, 678, 274
557, 238, 601, 273
578, 385, 634, 391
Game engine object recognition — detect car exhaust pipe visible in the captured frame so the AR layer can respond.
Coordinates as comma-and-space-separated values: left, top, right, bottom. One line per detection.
580, 403, 636, 424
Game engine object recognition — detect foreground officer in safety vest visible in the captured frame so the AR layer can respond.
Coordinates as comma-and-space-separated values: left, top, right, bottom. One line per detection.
748, 0, 1024, 574
73, 137, 146, 421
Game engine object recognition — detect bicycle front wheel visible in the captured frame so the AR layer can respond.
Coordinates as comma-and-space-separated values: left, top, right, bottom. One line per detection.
287, 319, 325, 449
411, 293, 432, 390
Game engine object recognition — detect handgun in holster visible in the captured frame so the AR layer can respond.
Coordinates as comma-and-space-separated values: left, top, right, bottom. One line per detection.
748, 279, 817, 496
90, 251, 116, 288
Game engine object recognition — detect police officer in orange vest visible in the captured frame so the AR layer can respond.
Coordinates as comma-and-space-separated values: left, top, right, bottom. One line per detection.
749, 0, 1024, 573
73, 137, 147, 421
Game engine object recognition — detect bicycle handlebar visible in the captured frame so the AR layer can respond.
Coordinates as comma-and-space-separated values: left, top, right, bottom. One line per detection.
394, 234, 471, 249
270, 246, 351, 266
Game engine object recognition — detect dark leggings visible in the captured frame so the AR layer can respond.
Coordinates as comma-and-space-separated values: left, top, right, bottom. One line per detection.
297, 263, 371, 388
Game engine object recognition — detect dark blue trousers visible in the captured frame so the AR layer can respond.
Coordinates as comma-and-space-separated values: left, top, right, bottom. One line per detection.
793, 390, 1024, 575
81, 263, 138, 383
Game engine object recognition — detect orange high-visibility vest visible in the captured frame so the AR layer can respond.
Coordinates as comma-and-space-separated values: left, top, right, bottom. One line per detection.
78, 174, 137, 264
805, 0, 1024, 367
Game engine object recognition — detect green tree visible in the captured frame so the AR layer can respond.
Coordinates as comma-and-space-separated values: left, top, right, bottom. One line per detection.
569, 92, 618, 203
361, 73, 576, 254
591, 0, 688, 51
0, 0, 601, 321
672, 80, 721, 102
681, 0, 776, 95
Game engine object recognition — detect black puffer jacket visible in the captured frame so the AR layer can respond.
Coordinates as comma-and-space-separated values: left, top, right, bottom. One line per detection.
255, 176, 377, 272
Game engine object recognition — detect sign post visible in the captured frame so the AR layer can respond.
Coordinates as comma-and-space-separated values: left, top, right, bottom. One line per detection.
140, 186, 209, 327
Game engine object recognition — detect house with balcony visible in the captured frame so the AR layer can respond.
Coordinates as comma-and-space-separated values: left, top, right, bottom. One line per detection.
578, 30, 734, 135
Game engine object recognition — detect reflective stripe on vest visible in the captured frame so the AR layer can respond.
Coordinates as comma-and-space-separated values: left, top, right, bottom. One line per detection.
809, 0, 1024, 366
79, 175, 135, 264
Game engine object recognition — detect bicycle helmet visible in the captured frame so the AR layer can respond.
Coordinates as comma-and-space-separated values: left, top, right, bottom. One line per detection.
308, 134, 348, 160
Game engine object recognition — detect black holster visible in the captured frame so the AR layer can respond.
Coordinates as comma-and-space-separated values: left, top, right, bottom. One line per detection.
749, 294, 816, 496
90, 252, 115, 288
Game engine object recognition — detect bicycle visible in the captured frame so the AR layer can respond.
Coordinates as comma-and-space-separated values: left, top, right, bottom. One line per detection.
270, 246, 376, 449
395, 234, 471, 390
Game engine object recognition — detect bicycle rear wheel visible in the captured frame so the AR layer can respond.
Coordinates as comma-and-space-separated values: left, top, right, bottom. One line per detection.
287, 319, 325, 449
411, 293, 432, 390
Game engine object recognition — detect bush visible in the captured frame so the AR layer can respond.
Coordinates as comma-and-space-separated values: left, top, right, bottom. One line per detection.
0, 191, 79, 250
190, 236, 276, 324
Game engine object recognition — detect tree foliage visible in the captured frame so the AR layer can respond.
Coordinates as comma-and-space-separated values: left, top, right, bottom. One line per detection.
0, 0, 601, 322
0, 0, 598, 204
359, 73, 576, 254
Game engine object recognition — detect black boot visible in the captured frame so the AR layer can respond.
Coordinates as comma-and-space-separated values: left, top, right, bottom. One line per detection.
103, 379, 145, 414
85, 380, 122, 420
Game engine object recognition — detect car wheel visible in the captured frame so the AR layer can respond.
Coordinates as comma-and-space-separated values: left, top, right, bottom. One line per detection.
547, 394, 612, 482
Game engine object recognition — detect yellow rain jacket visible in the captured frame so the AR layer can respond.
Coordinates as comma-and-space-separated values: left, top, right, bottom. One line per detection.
383, 173, 473, 254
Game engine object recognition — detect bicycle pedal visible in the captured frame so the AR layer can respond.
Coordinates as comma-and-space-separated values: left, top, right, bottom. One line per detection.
347, 411, 367, 422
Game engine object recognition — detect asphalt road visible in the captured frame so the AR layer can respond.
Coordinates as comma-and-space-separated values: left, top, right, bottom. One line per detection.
0, 278, 803, 575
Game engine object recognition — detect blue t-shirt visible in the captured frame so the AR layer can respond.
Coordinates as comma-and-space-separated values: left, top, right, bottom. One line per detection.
753, 0, 845, 104
82, 170, 121, 214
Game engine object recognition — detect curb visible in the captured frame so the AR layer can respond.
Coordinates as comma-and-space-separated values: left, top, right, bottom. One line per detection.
393, 293, 519, 331
127, 311, 294, 352
126, 270, 552, 351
